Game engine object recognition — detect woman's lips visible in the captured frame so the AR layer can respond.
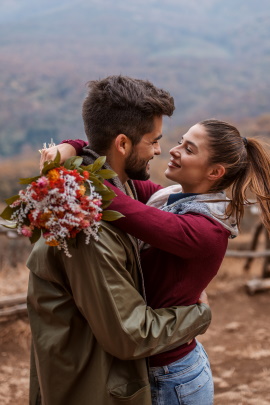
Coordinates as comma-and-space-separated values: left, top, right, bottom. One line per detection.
168, 160, 181, 169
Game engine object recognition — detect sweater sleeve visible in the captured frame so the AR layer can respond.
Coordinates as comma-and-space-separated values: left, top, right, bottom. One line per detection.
133, 180, 163, 204
106, 182, 229, 259
61, 139, 88, 155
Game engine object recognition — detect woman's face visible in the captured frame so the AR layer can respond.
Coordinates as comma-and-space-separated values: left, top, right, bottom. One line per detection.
165, 123, 216, 193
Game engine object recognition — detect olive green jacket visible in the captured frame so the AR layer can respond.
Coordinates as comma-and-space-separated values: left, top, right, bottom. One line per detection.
27, 222, 211, 405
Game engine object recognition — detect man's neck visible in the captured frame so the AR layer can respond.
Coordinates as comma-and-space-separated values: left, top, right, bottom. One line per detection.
106, 154, 128, 184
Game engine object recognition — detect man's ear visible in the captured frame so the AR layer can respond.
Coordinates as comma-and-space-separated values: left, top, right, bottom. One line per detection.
208, 164, 226, 182
114, 134, 132, 156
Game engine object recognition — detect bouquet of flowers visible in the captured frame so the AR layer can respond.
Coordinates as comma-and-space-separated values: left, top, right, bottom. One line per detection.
0, 152, 122, 257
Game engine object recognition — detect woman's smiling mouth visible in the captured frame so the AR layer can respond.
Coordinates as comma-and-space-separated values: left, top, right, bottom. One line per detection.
168, 159, 181, 169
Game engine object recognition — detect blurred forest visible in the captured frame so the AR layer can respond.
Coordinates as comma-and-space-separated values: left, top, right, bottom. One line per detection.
1, 0, 270, 156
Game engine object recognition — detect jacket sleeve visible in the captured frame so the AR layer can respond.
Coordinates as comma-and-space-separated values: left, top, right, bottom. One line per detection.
63, 227, 211, 361
106, 182, 229, 259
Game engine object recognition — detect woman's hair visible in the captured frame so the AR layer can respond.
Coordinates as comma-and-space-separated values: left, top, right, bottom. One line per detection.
200, 119, 270, 233
82, 75, 175, 154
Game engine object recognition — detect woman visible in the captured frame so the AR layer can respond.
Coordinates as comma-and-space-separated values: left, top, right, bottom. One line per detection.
47, 119, 270, 405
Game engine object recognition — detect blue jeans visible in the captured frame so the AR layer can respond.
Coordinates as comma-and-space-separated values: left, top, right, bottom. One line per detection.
149, 341, 214, 405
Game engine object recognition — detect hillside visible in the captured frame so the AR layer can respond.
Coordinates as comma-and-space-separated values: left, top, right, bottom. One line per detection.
1, 0, 270, 156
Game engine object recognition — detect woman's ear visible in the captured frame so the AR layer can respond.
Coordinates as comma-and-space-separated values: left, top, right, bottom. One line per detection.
208, 164, 226, 182
114, 134, 132, 156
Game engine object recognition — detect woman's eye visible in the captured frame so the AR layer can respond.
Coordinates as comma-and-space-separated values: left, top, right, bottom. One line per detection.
178, 141, 192, 153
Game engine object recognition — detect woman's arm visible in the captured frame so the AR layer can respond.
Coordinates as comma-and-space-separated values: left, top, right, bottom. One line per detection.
61, 139, 88, 154
106, 181, 229, 259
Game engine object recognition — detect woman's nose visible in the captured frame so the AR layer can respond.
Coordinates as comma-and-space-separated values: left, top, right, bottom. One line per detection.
170, 146, 181, 157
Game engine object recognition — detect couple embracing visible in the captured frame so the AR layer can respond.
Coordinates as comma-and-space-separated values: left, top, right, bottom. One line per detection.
28, 75, 270, 405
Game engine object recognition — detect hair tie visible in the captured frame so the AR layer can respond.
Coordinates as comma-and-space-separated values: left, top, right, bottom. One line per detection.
242, 137, 248, 148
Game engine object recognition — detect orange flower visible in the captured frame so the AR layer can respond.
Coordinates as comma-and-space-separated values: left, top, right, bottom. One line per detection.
47, 169, 60, 182
78, 185, 86, 196
45, 239, 59, 246
39, 211, 52, 228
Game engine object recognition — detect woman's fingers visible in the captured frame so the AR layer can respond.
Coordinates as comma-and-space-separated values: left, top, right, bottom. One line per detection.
39, 144, 76, 171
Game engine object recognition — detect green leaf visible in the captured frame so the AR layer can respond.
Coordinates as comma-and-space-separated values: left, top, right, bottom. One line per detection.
101, 200, 113, 209
84, 181, 91, 196
89, 176, 107, 191
5, 195, 20, 205
76, 167, 84, 175
63, 156, 83, 169
102, 210, 124, 221
29, 227, 41, 244
96, 169, 117, 179
81, 163, 94, 172
54, 150, 61, 165
99, 188, 116, 201
42, 161, 59, 175
92, 156, 106, 172
41, 150, 61, 174
19, 175, 40, 185
84, 178, 107, 196
0, 205, 16, 220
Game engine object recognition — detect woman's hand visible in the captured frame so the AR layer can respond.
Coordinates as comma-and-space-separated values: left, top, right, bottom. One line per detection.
40, 143, 76, 171
198, 290, 209, 307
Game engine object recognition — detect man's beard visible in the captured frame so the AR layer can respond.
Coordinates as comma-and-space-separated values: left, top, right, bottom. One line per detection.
125, 150, 150, 181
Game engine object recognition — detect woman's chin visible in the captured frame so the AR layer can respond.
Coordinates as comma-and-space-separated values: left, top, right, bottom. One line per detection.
164, 168, 173, 180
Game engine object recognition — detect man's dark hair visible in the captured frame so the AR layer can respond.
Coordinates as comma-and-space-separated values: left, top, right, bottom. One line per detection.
82, 75, 175, 154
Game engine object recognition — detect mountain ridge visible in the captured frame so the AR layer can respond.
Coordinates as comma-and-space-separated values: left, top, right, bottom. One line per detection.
1, 0, 270, 156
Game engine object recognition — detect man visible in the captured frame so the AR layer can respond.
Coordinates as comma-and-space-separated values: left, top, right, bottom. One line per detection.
28, 75, 211, 405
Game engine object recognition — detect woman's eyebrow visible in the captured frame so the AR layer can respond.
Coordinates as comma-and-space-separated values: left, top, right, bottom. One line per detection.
186, 140, 198, 150
182, 136, 198, 150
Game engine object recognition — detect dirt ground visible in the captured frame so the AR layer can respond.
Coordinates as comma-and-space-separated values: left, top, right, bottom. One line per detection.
0, 237, 270, 405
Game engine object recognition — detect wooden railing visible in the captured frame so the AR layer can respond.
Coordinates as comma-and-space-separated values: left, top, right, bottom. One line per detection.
0, 293, 27, 322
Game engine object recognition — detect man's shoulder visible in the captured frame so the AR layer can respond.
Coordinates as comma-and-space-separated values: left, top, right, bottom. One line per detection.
83, 220, 136, 255
29, 221, 134, 259
27, 222, 137, 279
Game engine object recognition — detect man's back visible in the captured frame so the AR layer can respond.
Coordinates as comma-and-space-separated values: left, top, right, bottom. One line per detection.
27, 222, 152, 405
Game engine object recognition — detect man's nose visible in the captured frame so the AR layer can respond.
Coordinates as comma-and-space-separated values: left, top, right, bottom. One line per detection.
154, 143, 161, 155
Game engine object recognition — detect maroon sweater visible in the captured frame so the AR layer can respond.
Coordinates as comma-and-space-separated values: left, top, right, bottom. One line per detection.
106, 180, 229, 366
62, 140, 230, 366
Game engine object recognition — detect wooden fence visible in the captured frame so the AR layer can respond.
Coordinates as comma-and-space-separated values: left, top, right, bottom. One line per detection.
0, 293, 27, 322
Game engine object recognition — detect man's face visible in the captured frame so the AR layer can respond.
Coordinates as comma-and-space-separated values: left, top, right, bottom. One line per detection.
125, 116, 163, 180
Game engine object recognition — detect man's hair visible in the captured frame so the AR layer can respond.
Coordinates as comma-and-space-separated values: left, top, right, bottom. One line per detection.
82, 75, 175, 154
